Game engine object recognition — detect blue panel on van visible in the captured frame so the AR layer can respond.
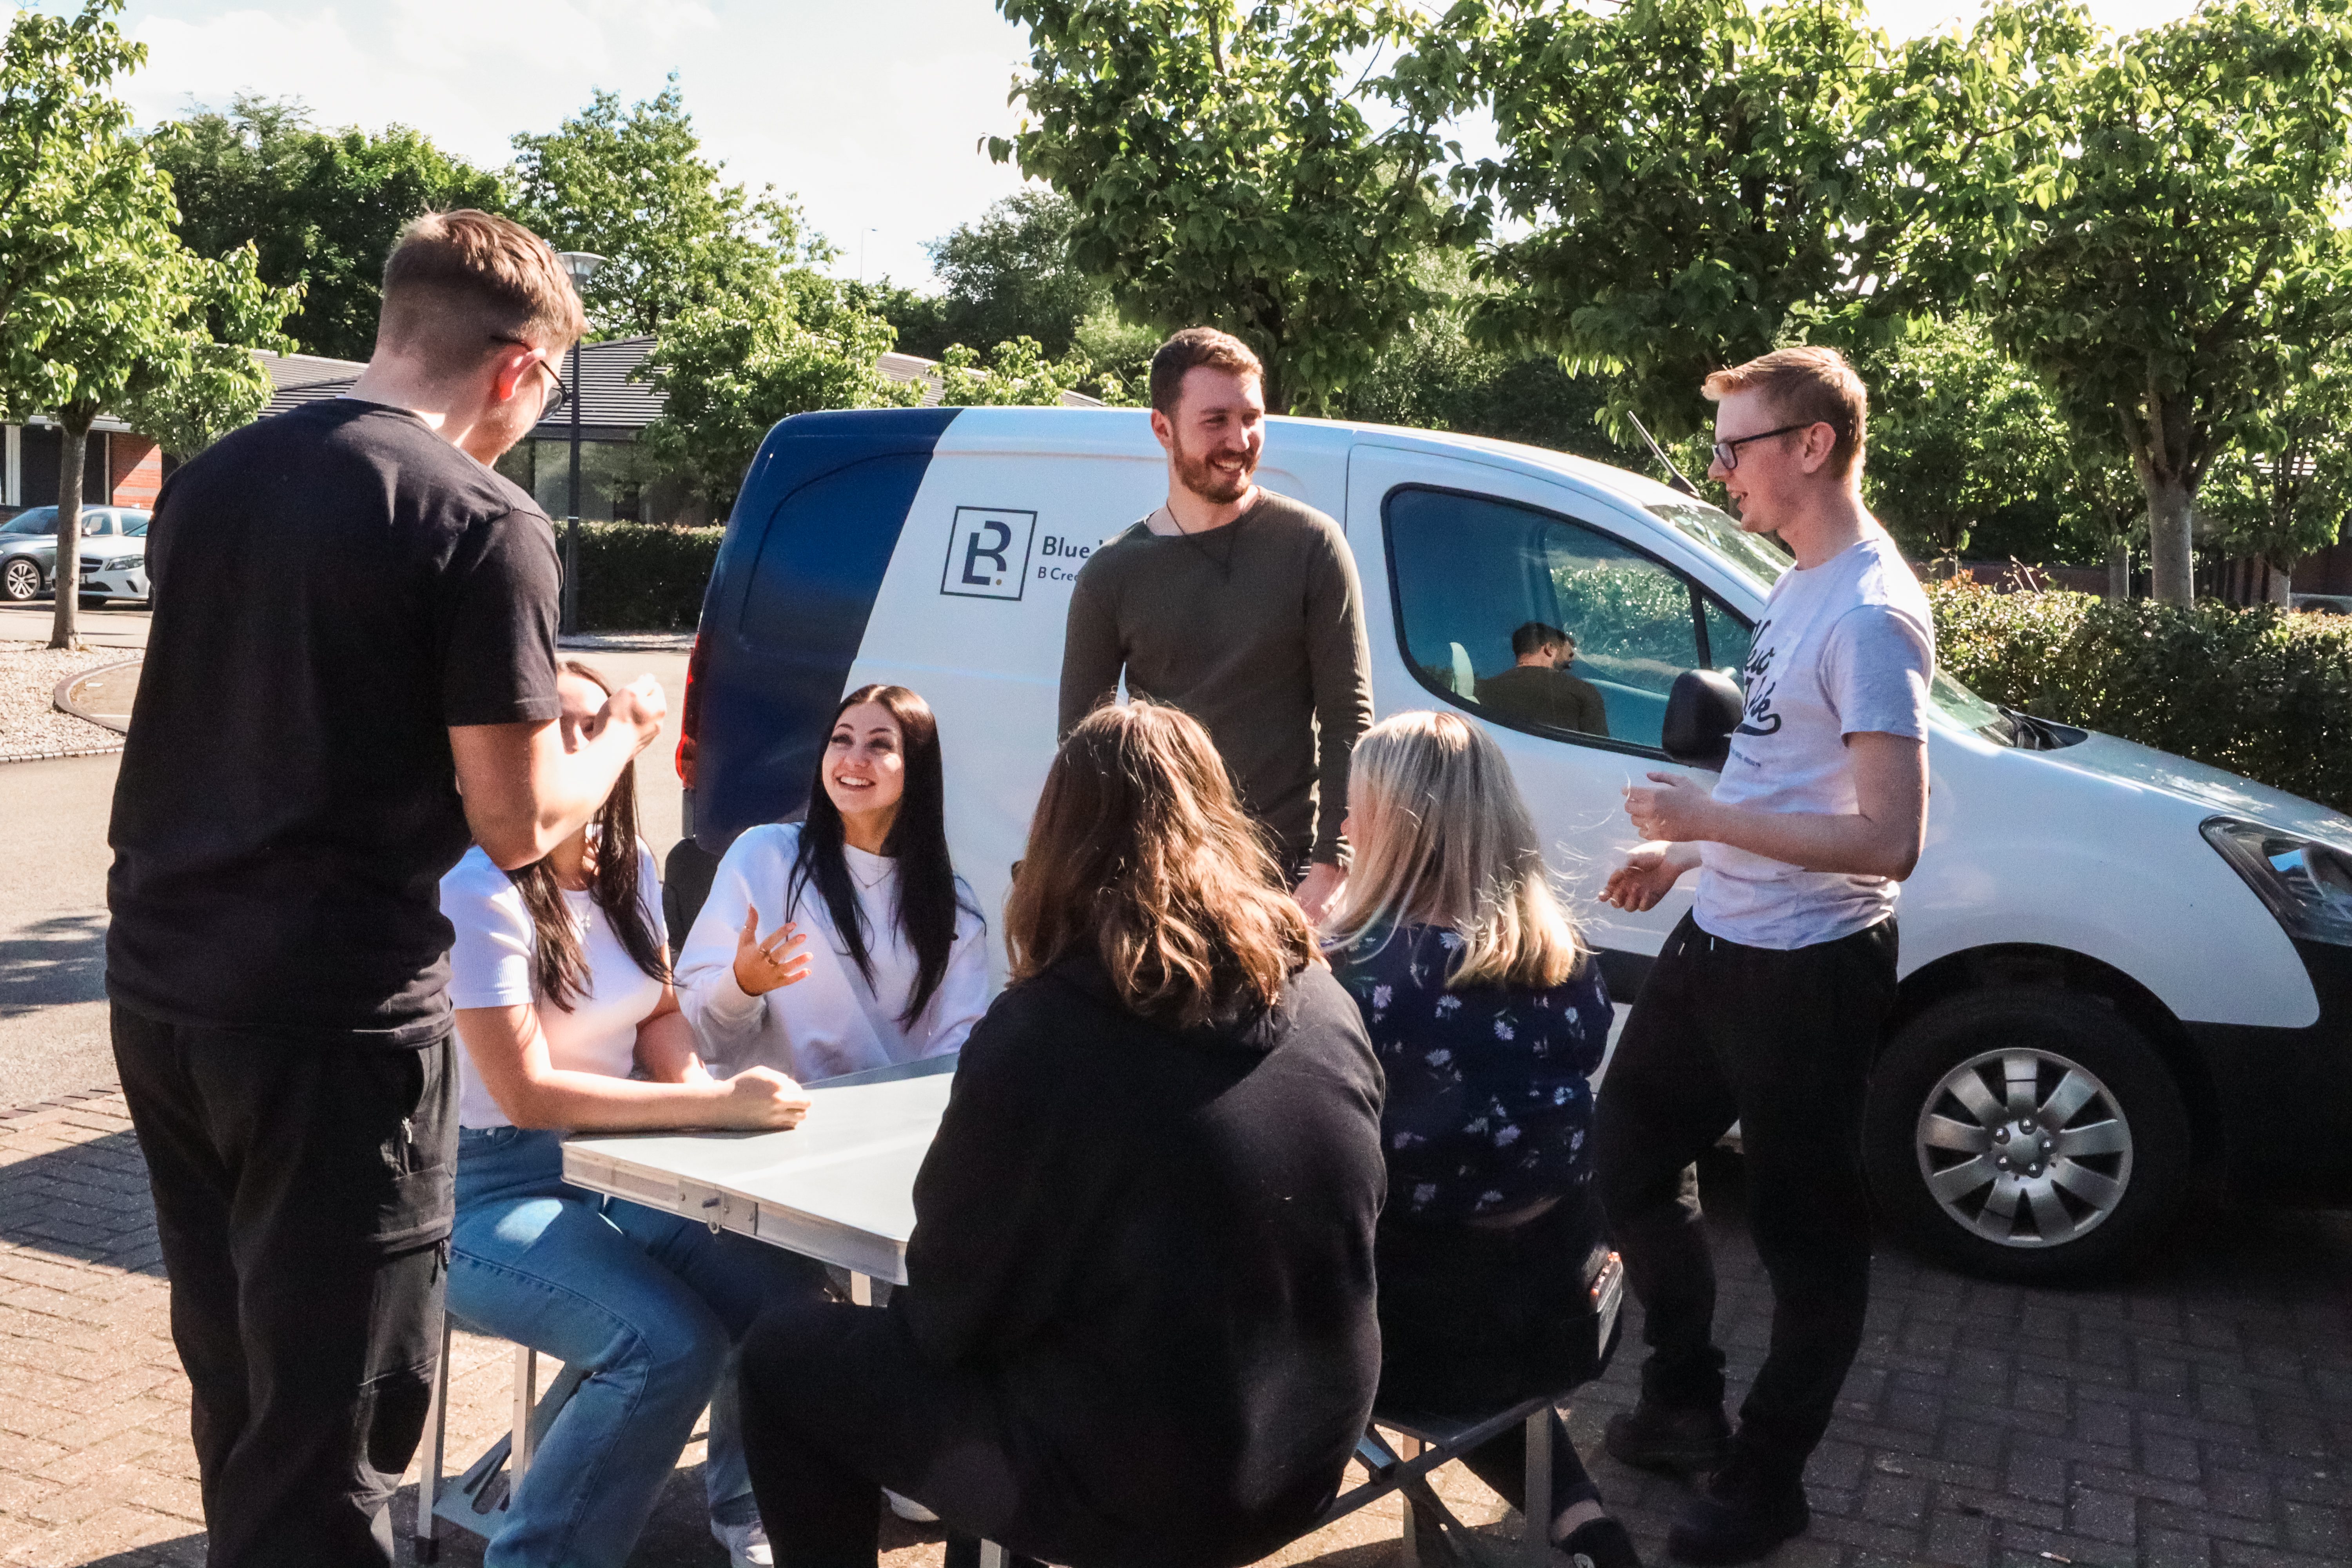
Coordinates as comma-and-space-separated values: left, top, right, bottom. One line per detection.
693, 408, 961, 852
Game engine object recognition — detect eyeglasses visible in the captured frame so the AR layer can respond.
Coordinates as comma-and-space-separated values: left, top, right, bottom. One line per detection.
494, 337, 568, 417
1711, 422, 1814, 471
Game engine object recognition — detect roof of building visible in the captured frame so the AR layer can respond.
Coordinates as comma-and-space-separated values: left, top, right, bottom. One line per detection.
249, 334, 1103, 431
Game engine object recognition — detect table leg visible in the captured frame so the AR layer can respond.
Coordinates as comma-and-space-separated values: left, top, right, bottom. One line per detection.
511, 1344, 539, 1483
850, 1272, 873, 1307
416, 1314, 451, 1560
1523, 1407, 1552, 1568
978, 1543, 1008, 1568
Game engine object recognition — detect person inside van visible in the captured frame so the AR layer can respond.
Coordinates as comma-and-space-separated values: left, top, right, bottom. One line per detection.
1057, 326, 1374, 922
1474, 621, 1611, 737
1323, 710, 1637, 1568
734, 700, 1387, 1568
440, 660, 824, 1568
676, 684, 989, 1083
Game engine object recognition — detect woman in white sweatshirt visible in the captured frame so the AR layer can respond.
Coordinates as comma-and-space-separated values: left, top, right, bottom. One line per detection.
678, 683, 988, 1082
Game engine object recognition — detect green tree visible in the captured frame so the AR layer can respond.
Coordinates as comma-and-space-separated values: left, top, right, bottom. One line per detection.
0, 1, 294, 648
1423, 0, 1973, 439
1949, 0, 2352, 606
640, 270, 918, 510
936, 336, 1094, 406
512, 78, 819, 339
1855, 316, 2072, 564
992, 0, 1474, 412
918, 190, 1104, 359
2199, 363, 2352, 605
150, 94, 506, 360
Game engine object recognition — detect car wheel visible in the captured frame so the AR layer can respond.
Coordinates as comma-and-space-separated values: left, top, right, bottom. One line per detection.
1, 557, 40, 602
1865, 987, 2191, 1281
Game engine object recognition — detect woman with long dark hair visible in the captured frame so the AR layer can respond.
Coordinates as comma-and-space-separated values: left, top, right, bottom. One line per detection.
677, 684, 987, 1082
732, 700, 1387, 1568
440, 660, 826, 1568
1322, 710, 1637, 1568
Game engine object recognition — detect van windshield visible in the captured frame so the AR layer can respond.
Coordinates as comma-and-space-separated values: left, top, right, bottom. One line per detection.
1646, 497, 2035, 748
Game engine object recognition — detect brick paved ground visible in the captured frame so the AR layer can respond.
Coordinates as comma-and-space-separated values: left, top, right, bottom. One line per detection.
5, 1092, 2349, 1568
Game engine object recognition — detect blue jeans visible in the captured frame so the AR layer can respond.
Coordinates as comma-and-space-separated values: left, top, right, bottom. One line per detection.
450, 1127, 829, 1568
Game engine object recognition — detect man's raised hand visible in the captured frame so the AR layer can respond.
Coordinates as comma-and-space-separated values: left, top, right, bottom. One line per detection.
1601, 842, 1698, 912
1623, 771, 1715, 843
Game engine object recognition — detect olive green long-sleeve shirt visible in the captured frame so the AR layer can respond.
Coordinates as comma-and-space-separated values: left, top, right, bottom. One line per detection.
1056, 490, 1374, 867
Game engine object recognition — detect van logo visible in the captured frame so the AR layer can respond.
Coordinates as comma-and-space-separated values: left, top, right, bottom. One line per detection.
941, 507, 1038, 601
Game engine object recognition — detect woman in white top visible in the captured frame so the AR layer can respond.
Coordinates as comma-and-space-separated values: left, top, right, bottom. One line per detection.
442, 661, 824, 1568
678, 683, 988, 1082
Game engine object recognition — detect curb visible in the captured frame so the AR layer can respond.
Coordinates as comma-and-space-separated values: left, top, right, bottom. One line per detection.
54, 654, 140, 734
0, 740, 125, 764
0, 1082, 122, 1122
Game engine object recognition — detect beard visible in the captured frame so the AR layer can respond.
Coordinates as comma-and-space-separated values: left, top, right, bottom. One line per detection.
1171, 429, 1257, 505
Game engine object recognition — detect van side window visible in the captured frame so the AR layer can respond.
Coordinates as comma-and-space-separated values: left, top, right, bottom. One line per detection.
1385, 486, 1744, 753
1701, 593, 1754, 681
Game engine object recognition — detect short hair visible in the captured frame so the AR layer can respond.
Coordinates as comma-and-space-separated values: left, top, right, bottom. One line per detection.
1703, 346, 1869, 476
1511, 621, 1570, 658
377, 209, 584, 373
1149, 327, 1264, 416
1005, 701, 1316, 1029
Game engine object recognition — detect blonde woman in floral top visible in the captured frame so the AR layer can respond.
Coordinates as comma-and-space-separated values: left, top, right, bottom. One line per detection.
1325, 710, 1635, 1568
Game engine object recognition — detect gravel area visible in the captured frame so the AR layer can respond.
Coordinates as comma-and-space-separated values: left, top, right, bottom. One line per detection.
0, 641, 130, 762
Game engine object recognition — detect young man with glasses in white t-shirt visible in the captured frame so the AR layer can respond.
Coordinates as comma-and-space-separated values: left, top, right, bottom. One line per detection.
1592, 347, 1934, 1565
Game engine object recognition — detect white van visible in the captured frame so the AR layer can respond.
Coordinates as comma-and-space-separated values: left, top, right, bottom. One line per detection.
668, 406, 2352, 1281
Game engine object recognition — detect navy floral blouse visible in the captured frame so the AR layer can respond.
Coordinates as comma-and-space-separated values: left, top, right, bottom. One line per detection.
1330, 924, 1612, 1225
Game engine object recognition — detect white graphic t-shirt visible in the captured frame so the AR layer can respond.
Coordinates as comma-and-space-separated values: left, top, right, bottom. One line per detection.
1694, 531, 1935, 950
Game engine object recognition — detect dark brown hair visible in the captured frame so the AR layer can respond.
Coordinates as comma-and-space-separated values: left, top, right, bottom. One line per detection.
1703, 345, 1870, 477
788, 685, 969, 1025
1148, 326, 1264, 416
1005, 701, 1317, 1029
379, 209, 584, 368
507, 661, 668, 1010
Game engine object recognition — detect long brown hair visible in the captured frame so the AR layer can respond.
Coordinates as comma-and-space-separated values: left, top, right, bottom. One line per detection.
506, 660, 669, 1010
1005, 701, 1317, 1029
1323, 710, 1585, 989
787, 684, 969, 1025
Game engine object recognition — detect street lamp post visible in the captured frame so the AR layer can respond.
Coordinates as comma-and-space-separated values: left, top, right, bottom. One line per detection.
556, 251, 605, 635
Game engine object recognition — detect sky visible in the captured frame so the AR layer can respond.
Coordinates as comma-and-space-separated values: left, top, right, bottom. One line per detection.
101, 0, 2205, 292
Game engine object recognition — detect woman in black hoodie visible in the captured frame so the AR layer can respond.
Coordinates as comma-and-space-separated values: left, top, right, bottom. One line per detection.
736, 700, 1386, 1568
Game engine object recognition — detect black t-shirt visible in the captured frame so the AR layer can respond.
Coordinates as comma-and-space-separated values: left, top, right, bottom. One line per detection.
106, 400, 561, 1045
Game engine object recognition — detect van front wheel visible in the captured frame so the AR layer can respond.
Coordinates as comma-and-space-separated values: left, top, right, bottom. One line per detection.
1865, 988, 2190, 1282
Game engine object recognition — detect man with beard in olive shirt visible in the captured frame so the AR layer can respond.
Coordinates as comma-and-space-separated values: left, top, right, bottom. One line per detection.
105, 211, 668, 1566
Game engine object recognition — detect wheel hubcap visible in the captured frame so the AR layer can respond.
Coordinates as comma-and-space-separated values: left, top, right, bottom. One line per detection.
1914, 1047, 2134, 1248
3, 561, 35, 597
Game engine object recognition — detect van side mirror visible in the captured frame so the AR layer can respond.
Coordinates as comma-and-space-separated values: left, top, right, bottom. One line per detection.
1662, 668, 1744, 769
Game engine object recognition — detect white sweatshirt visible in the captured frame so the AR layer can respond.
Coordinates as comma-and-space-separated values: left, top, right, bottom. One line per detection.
676, 822, 990, 1083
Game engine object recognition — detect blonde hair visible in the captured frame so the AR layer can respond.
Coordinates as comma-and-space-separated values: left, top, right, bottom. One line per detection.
378, 209, 584, 370
1006, 701, 1318, 1029
1703, 345, 1869, 478
1323, 710, 1585, 989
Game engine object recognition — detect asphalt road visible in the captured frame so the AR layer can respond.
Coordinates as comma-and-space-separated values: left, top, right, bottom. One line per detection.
0, 614, 694, 1109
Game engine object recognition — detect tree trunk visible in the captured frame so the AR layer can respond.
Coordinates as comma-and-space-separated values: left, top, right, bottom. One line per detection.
47, 422, 87, 650
2267, 557, 2293, 608
2105, 533, 2129, 602
2145, 472, 2195, 609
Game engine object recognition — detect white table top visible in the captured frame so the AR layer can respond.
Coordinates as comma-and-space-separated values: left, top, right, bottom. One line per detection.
561, 1056, 955, 1286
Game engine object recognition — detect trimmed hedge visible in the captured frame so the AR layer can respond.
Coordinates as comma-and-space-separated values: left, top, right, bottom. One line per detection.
1928, 578, 2352, 812
574, 522, 723, 633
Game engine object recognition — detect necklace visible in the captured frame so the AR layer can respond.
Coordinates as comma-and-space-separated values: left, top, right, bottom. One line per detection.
1156, 501, 1248, 580
848, 854, 893, 891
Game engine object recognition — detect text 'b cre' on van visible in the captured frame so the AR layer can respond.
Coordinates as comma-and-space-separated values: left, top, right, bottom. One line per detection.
664, 405, 2352, 1283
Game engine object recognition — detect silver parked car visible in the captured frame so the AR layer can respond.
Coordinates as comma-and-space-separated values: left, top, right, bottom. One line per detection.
0, 506, 152, 606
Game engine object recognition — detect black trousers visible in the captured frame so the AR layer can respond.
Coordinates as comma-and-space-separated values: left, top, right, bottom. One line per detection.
1375, 1192, 1614, 1521
1592, 914, 1897, 1485
111, 1004, 456, 1567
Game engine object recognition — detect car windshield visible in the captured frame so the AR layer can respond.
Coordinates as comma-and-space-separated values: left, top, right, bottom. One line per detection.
1646, 497, 2022, 745
2, 508, 59, 536
118, 512, 150, 537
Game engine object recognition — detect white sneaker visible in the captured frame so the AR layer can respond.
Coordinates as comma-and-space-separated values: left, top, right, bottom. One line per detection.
885, 1488, 939, 1523
711, 1515, 774, 1568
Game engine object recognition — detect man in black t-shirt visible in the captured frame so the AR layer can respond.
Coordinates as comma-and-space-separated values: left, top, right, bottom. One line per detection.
106, 211, 666, 1565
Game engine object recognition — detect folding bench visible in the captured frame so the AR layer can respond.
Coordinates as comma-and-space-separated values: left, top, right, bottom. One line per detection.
1318, 1395, 1569, 1568
413, 1314, 591, 1559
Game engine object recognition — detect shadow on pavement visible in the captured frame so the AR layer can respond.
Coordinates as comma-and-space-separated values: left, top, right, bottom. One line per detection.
0, 909, 109, 1018
0, 1127, 161, 1274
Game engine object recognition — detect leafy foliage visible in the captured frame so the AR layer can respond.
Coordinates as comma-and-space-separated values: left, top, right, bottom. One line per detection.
2194, 358, 2352, 586
903, 190, 1104, 360
1930, 577, 2352, 810
993, 0, 1475, 412
511, 77, 822, 339
575, 520, 722, 631
1944, 0, 2352, 605
639, 269, 919, 510
936, 336, 1094, 406
149, 94, 506, 360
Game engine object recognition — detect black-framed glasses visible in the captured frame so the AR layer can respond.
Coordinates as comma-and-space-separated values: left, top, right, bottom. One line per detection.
494, 336, 568, 416
1711, 422, 1813, 471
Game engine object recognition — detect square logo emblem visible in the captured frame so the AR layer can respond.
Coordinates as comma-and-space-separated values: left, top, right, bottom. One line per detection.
940, 507, 1038, 601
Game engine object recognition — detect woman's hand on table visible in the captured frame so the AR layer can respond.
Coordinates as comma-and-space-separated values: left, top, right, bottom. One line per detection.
733, 906, 813, 996
714, 1065, 811, 1129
